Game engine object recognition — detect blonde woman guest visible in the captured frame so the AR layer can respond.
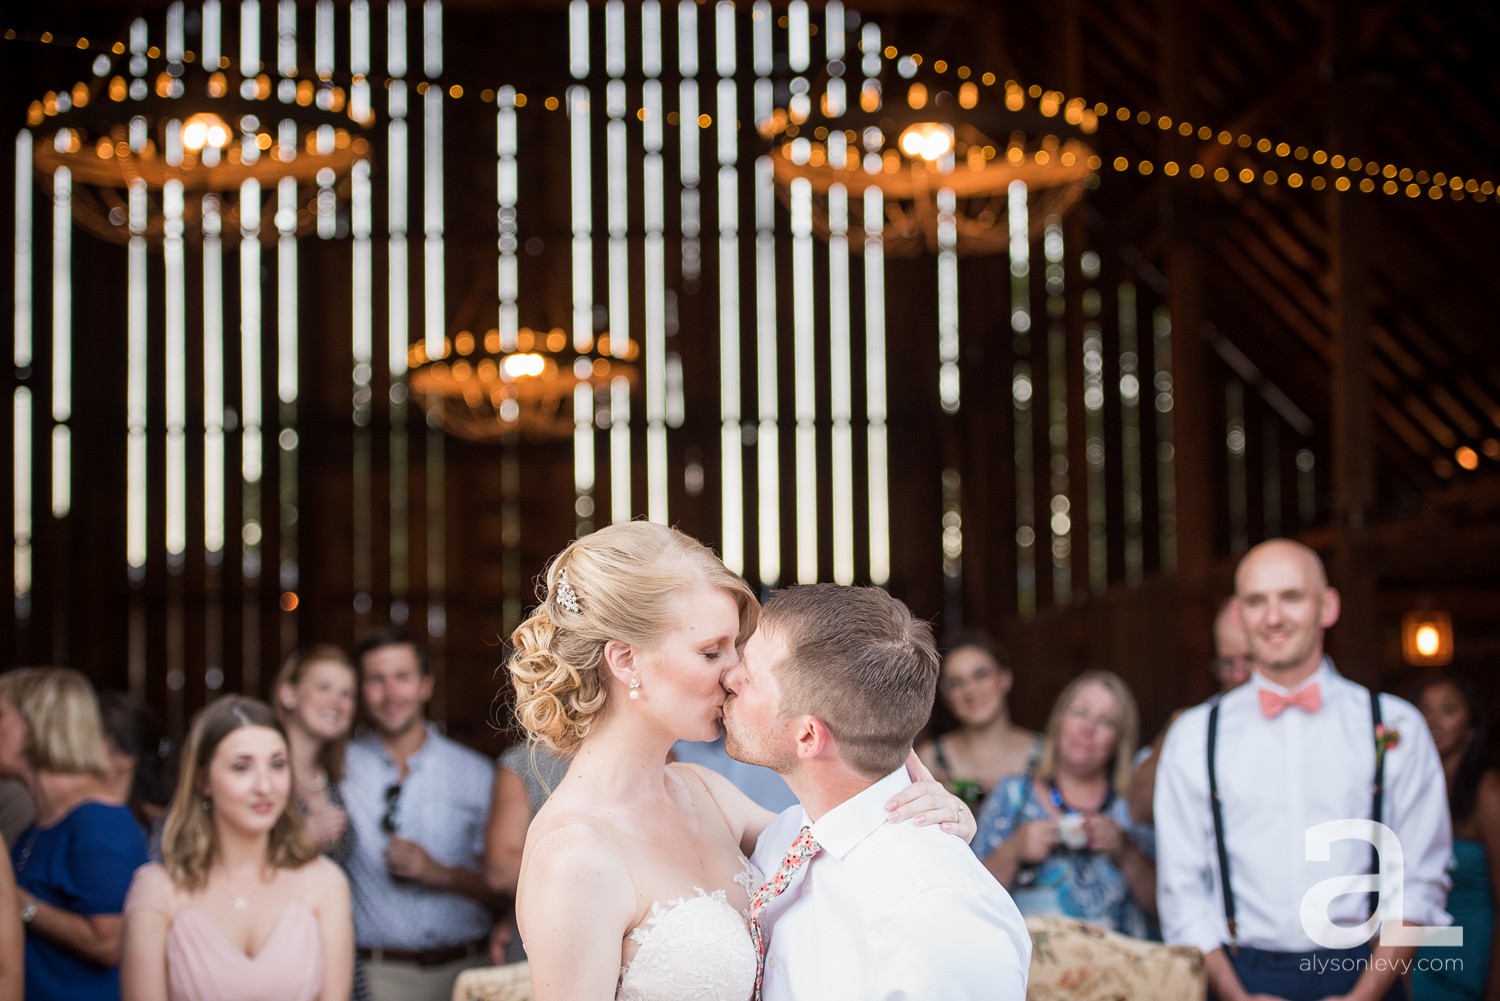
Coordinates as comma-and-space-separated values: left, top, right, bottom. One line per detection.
1, 667, 149, 1001
121, 696, 354, 1001
509, 522, 971, 1001
1, 847, 22, 999
274, 646, 370, 1001
274, 646, 360, 861
973, 671, 1156, 937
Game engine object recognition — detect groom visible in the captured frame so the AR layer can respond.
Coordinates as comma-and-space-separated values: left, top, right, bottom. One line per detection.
722, 584, 1030, 1000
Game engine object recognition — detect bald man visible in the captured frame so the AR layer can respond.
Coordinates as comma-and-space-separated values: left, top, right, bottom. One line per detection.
1154, 540, 1452, 1001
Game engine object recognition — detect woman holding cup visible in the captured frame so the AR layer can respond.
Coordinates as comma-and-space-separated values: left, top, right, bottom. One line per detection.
971, 671, 1156, 936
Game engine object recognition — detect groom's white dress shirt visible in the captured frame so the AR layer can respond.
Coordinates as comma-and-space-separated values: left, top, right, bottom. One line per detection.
751, 767, 1030, 1001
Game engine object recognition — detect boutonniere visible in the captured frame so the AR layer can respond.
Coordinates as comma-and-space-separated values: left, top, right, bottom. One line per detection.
1375, 724, 1401, 770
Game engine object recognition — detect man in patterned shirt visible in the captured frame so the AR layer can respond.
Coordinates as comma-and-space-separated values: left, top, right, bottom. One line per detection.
342, 629, 499, 1001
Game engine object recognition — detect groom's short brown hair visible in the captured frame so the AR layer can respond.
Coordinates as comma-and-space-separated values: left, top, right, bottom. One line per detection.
760, 584, 939, 778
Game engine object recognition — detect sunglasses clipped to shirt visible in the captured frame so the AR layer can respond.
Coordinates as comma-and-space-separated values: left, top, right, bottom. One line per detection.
381, 782, 402, 835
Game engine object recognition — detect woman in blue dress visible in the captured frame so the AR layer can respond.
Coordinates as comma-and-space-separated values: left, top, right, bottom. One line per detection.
1413, 673, 1499, 1001
973, 670, 1156, 937
1, 667, 149, 1001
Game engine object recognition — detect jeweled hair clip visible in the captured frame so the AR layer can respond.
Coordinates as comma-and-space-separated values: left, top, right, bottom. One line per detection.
555, 566, 583, 614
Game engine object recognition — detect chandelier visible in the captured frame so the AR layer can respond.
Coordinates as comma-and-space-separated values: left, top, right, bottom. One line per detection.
407, 327, 640, 443
27, 28, 370, 245
763, 57, 1101, 256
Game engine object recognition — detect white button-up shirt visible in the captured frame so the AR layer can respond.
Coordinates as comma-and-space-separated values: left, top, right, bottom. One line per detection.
751, 767, 1030, 1001
1155, 659, 1452, 956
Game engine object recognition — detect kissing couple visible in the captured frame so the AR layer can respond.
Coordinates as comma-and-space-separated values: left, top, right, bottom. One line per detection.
507, 522, 1030, 1000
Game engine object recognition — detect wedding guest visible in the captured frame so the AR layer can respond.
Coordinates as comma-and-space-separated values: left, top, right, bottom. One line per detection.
121, 695, 353, 1001
344, 630, 497, 1001
973, 671, 1156, 936
482, 739, 568, 963
274, 645, 370, 1000
273, 646, 360, 861
0, 849, 21, 1000
1412, 673, 1499, 1001
1, 667, 149, 1001
1155, 540, 1450, 1001
917, 632, 1040, 808
0, 776, 35, 847
99, 691, 175, 856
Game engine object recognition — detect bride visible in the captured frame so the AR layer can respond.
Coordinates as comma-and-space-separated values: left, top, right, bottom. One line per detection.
509, 522, 972, 1001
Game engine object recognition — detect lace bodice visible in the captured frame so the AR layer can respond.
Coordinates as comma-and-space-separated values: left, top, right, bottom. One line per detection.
616, 863, 759, 1001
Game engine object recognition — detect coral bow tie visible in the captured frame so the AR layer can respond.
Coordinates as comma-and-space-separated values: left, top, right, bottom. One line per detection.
1259, 683, 1322, 719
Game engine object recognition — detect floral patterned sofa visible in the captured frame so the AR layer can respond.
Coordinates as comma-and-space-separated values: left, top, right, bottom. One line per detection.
453, 919, 1207, 1001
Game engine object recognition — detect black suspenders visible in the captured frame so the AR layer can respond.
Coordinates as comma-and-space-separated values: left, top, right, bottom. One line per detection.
1206, 686, 1385, 952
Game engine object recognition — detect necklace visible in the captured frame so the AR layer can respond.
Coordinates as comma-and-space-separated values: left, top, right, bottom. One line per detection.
1047, 777, 1116, 815
294, 768, 328, 792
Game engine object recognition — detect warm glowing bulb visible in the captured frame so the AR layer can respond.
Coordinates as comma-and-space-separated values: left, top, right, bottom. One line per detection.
181, 112, 230, 152
1414, 624, 1441, 658
502, 353, 546, 378
898, 123, 953, 163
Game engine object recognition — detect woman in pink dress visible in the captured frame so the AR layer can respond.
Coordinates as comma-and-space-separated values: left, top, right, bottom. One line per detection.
121, 696, 354, 1001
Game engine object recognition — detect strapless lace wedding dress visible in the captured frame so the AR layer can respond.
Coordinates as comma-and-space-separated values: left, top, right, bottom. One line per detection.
616, 862, 758, 1001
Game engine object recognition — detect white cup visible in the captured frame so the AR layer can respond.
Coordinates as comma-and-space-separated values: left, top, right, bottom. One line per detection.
1057, 813, 1088, 851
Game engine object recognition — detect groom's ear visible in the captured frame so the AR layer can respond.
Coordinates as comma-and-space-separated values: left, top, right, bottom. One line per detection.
602, 639, 637, 684
793, 715, 834, 760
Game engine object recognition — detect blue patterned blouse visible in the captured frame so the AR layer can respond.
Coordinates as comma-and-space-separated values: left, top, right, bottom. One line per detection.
972, 773, 1155, 938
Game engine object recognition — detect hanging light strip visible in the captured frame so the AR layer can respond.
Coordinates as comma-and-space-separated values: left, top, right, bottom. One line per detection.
422, 59, 444, 362
1226, 379, 1248, 554
859, 23, 889, 587
126, 170, 148, 575
1153, 307, 1177, 570
716, 1, 743, 572
569, 3, 595, 534
678, 1, 700, 288
14, 132, 32, 371
605, 2, 631, 525
642, 1, 668, 525
1009, 179, 1034, 617
1080, 252, 1106, 592
203, 195, 225, 557
751, 0, 779, 588
372, 0, 405, 620
497, 87, 518, 349
1044, 219, 1069, 603
13, 388, 31, 614
13, 131, 32, 614
790, 168, 816, 584
863, 199, 890, 586
1117, 281, 1143, 583
164, 175, 186, 559
423, 0, 445, 661
823, 5, 853, 586
276, 169, 298, 600
50, 155, 71, 519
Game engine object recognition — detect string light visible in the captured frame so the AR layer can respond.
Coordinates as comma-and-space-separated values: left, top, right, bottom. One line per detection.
5, 26, 1493, 203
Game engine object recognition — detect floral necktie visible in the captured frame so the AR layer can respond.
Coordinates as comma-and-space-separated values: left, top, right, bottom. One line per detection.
748, 825, 821, 1001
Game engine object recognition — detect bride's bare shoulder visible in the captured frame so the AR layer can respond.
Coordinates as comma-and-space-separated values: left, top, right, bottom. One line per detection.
518, 815, 637, 911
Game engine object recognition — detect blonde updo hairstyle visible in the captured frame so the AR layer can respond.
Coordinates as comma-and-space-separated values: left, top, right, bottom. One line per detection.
509, 522, 758, 754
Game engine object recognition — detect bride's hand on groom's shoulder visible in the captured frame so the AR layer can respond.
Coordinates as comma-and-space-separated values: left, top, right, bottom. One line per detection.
887, 751, 979, 842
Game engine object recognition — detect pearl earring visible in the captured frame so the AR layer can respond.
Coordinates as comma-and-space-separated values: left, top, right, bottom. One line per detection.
628, 677, 641, 700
